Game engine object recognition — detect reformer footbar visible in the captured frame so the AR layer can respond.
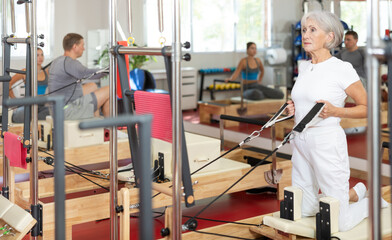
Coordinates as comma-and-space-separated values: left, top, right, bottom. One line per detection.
182, 102, 325, 233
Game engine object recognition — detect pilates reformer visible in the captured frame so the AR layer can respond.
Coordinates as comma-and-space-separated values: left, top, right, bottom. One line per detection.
103, 102, 294, 239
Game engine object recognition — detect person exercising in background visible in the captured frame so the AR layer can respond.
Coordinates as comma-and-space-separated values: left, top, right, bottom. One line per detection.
226, 42, 284, 100
335, 31, 366, 89
9, 47, 50, 122
49, 33, 109, 120
335, 31, 367, 134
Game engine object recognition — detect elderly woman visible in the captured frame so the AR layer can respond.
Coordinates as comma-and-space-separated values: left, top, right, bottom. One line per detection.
287, 11, 388, 232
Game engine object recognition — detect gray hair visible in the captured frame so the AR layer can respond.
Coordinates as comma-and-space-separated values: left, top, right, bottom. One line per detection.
301, 11, 344, 50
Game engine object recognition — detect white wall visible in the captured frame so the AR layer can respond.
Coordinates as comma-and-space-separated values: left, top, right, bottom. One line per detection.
1, 0, 304, 102
52, 0, 302, 69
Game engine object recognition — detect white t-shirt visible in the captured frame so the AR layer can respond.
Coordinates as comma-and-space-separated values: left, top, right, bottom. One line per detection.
291, 57, 359, 127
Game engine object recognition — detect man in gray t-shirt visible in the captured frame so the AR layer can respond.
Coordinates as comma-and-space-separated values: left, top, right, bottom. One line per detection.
335, 30, 366, 89
49, 33, 109, 120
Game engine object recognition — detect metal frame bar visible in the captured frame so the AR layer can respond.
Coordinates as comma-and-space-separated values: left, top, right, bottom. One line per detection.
4, 95, 66, 240
79, 114, 153, 240
109, 0, 119, 239
171, 1, 183, 237
109, 0, 186, 238
22, 42, 32, 149
10, 0, 16, 34
162, 52, 195, 210
367, 0, 382, 239
29, 1, 39, 239
111, 45, 171, 56
5, 37, 31, 44
1, 20, 11, 199
114, 48, 141, 186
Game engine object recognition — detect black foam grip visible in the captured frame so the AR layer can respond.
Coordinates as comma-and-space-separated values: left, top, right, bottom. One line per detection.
293, 102, 324, 133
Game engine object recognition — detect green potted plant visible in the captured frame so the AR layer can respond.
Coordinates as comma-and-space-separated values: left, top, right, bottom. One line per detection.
95, 43, 157, 69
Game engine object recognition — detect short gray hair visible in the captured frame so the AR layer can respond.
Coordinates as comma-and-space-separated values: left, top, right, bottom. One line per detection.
301, 11, 344, 50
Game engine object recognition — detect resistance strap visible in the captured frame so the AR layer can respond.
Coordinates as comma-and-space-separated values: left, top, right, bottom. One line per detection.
43, 68, 109, 97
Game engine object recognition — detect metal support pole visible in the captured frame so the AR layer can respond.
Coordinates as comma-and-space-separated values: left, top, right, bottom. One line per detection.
79, 115, 153, 240
10, 0, 16, 34
30, 1, 39, 239
220, 119, 224, 151
171, 0, 182, 238
367, 0, 381, 239
158, 0, 164, 33
127, 0, 132, 34
271, 125, 277, 164
1, 0, 9, 198
4, 96, 66, 240
25, 1, 30, 34
109, 0, 119, 239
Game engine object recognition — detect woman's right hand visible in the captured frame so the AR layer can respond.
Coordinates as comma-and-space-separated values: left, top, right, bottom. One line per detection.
286, 100, 295, 116
224, 78, 231, 83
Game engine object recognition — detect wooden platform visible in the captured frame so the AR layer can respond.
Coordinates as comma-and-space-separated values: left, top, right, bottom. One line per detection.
199, 99, 286, 127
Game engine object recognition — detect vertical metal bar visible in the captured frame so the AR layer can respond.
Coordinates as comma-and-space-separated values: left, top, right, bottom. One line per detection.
158, 0, 164, 33
271, 125, 276, 167
1, 0, 9, 198
127, 0, 132, 34
220, 119, 224, 151
171, 0, 183, 238
30, 1, 39, 239
109, 0, 119, 239
265, 0, 272, 48
25, 2, 30, 34
388, 0, 391, 30
367, 0, 381, 239
23, 44, 31, 149
53, 98, 65, 240
5, 96, 66, 240
10, 0, 16, 34
138, 118, 153, 240
1, 47, 11, 199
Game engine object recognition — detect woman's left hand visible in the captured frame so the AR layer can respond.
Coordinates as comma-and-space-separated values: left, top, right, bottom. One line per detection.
317, 100, 337, 119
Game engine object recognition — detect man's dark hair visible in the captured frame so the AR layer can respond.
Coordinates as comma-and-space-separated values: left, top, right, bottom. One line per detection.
63, 33, 84, 51
345, 30, 358, 40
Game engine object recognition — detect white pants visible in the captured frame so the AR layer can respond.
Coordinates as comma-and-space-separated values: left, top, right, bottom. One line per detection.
291, 125, 368, 232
